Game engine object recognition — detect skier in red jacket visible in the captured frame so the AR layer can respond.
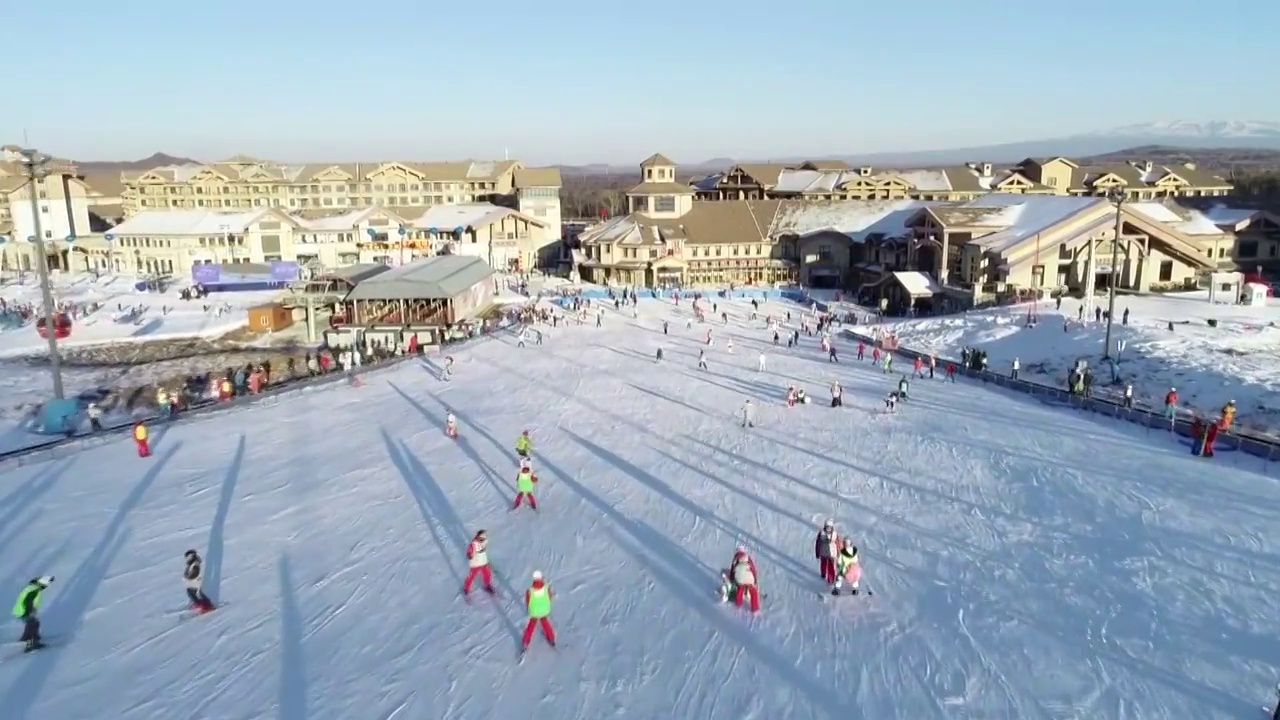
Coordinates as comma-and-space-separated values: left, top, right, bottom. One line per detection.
729, 546, 762, 612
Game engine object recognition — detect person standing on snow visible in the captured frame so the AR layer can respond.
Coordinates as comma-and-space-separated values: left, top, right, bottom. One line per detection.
831, 540, 862, 596
445, 412, 458, 439
184, 550, 216, 613
729, 546, 761, 613
830, 381, 843, 408
512, 462, 539, 511
1164, 387, 1178, 428
741, 400, 755, 428
757, 352, 767, 372
522, 571, 556, 651
815, 520, 839, 583
515, 431, 533, 459
12, 576, 54, 652
133, 420, 151, 457
463, 530, 496, 595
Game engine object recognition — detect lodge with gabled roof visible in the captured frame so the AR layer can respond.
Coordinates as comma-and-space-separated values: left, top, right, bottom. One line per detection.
577, 153, 1249, 306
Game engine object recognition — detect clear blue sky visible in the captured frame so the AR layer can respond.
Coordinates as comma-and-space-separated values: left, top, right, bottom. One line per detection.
5, 0, 1276, 165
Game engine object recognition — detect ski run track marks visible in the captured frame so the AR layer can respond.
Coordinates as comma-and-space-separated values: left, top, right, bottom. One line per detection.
0, 296, 1276, 720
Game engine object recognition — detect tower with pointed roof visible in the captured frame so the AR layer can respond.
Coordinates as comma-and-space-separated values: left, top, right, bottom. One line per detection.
629, 153, 694, 218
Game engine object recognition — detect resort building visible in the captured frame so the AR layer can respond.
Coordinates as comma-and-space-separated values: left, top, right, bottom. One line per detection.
691, 156, 1233, 204
93, 203, 554, 276
0, 147, 97, 273
578, 154, 1261, 308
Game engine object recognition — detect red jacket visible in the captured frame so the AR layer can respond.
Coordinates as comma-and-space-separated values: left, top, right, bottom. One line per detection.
1166, 391, 1178, 406
524, 579, 552, 606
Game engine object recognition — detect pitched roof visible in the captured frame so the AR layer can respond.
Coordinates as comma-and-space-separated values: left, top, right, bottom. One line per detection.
640, 153, 676, 167
513, 167, 562, 188
580, 200, 782, 247
81, 173, 126, 197
405, 203, 546, 230
956, 194, 1106, 253
344, 255, 494, 301
104, 209, 291, 236
1127, 202, 1225, 236
121, 160, 520, 185
772, 199, 930, 239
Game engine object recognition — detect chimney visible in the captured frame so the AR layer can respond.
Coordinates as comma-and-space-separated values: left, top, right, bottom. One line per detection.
1144, 161, 1153, 173
981, 162, 992, 176
859, 166, 873, 177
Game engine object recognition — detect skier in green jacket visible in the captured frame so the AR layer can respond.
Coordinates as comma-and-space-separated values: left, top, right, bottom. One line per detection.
12, 576, 54, 652
515, 431, 533, 459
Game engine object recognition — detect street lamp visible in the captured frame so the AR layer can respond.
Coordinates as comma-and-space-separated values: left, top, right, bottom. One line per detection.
19, 148, 65, 400
1102, 186, 1125, 360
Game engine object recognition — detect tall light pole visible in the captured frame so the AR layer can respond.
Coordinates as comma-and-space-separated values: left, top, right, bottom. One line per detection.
20, 148, 65, 400
1102, 186, 1125, 360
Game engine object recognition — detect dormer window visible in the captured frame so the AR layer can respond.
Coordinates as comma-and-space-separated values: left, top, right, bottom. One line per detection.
859, 167, 873, 177
645, 169, 653, 181
981, 163, 992, 176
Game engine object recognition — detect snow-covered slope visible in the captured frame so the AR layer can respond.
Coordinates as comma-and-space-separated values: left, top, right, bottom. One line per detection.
0, 297, 1276, 719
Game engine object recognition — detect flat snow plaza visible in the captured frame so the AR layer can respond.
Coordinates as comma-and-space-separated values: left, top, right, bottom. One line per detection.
0, 294, 1276, 720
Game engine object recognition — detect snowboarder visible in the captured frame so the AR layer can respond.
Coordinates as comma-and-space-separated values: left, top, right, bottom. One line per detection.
522, 570, 556, 651
741, 400, 755, 428
463, 530, 496, 595
815, 519, 839, 583
728, 546, 761, 613
512, 463, 539, 510
11, 576, 54, 652
831, 539, 861, 596
133, 420, 151, 457
445, 412, 458, 439
184, 550, 216, 613
515, 431, 533, 459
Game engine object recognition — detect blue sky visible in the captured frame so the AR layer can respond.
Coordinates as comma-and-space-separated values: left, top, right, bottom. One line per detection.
5, 0, 1276, 165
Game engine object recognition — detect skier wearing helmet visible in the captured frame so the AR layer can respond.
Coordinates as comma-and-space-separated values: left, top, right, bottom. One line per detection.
728, 546, 761, 612
521, 570, 556, 652
831, 539, 862, 596
11, 575, 54, 652
184, 550, 216, 614
814, 519, 840, 584
515, 431, 533, 459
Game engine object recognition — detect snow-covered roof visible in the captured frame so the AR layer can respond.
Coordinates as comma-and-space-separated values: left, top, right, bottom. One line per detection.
1203, 204, 1264, 229
891, 170, 952, 192
1128, 202, 1226, 236
105, 209, 283, 236
772, 199, 930, 240
404, 204, 544, 230
892, 271, 942, 296
963, 194, 1107, 253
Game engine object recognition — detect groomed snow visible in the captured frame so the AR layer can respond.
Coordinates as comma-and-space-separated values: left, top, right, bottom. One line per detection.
875, 291, 1280, 438
0, 295, 1275, 719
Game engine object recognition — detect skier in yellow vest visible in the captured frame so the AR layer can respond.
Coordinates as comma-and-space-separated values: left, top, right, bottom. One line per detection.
521, 570, 556, 653
515, 431, 533, 459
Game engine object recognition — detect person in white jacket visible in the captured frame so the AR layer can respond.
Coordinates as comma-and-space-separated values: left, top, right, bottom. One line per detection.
463, 530, 495, 595
757, 353, 767, 372
741, 400, 755, 428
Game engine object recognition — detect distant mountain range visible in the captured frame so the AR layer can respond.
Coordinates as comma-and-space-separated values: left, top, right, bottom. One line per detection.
557, 120, 1280, 175
74, 153, 197, 174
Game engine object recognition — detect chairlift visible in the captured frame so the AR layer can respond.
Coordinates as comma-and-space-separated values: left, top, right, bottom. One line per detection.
35, 312, 73, 340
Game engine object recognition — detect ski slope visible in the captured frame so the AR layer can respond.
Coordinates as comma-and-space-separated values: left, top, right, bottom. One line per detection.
0, 296, 1276, 720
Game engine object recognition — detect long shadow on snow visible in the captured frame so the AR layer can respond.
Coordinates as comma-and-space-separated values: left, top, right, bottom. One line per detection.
562, 428, 811, 589
625, 382, 711, 417
546, 454, 856, 720
388, 381, 515, 502
682, 435, 986, 576
278, 554, 309, 720
383, 431, 523, 644
0, 443, 181, 720
0, 460, 76, 551
204, 434, 246, 602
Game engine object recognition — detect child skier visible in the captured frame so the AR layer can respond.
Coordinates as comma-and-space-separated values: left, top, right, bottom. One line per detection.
133, 420, 151, 457
463, 530, 496, 595
814, 519, 839, 583
897, 376, 910, 401
11, 575, 54, 652
183, 550, 216, 613
831, 539, 861, 596
522, 570, 556, 652
515, 431, 533, 459
445, 412, 458, 439
741, 400, 755, 428
512, 462, 539, 510
830, 381, 843, 408
885, 391, 898, 413
728, 546, 761, 613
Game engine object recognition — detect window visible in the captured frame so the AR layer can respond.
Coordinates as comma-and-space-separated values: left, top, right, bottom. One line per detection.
1046, 177, 1058, 187
1158, 260, 1174, 282
653, 196, 676, 213
1058, 244, 1072, 260
818, 244, 832, 261
1238, 240, 1258, 258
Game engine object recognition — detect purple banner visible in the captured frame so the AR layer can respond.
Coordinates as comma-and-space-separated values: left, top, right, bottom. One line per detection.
270, 261, 300, 281
190, 261, 300, 285
192, 264, 221, 284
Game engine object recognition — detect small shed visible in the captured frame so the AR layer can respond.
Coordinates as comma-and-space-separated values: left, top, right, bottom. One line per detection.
340, 255, 496, 327
871, 271, 941, 314
247, 303, 294, 333
1208, 271, 1244, 305
1242, 281, 1270, 306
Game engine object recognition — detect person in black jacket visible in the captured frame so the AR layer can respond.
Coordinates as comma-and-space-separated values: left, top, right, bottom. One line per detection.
11, 576, 54, 652
183, 551, 216, 613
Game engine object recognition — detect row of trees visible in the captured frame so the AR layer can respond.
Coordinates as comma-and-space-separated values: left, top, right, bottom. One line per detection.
1230, 171, 1280, 211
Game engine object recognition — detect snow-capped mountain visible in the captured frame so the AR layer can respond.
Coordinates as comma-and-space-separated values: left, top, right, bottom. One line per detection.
1085, 120, 1280, 139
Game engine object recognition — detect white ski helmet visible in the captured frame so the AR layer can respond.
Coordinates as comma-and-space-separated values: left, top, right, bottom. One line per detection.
531, 570, 543, 581
735, 545, 747, 555
35, 576, 54, 587
824, 519, 834, 528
